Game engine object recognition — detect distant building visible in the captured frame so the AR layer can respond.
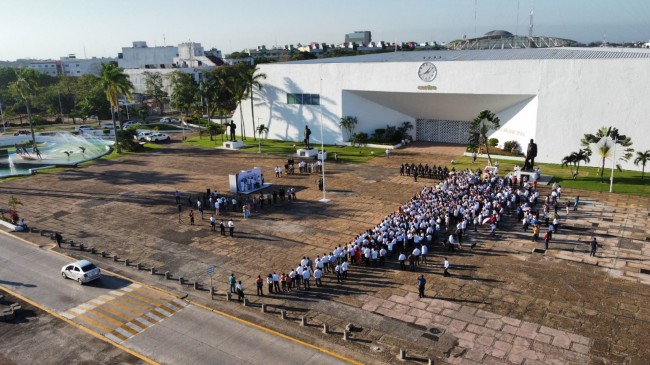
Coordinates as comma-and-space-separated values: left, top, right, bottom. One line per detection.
448, 30, 579, 50
28, 60, 60, 76
117, 41, 179, 69
60, 55, 116, 76
345, 31, 371, 44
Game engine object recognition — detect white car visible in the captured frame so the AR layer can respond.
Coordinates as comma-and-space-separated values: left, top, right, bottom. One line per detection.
159, 117, 178, 124
135, 131, 153, 141
61, 259, 101, 284
122, 120, 139, 128
146, 132, 171, 142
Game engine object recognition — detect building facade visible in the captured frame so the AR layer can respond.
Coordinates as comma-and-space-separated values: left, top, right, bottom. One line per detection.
232, 48, 650, 171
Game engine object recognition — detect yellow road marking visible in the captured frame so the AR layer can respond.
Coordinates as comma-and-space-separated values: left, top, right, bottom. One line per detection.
72, 312, 117, 333
96, 304, 136, 323
108, 299, 147, 317
118, 323, 140, 335
154, 304, 175, 315
119, 290, 166, 307
131, 318, 150, 330
0, 286, 159, 364
150, 308, 170, 318
86, 307, 125, 328
114, 294, 155, 311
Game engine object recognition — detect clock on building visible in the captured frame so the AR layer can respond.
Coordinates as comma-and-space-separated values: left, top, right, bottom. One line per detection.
418, 62, 437, 82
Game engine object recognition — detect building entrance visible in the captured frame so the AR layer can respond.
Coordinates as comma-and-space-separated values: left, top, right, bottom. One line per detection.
415, 119, 470, 144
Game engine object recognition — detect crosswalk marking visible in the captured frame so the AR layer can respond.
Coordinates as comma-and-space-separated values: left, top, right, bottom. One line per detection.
59, 283, 187, 344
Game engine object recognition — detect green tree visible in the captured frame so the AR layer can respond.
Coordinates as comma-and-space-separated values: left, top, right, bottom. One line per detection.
469, 110, 500, 166
231, 71, 249, 140
351, 132, 369, 153
581, 127, 634, 182
339, 116, 358, 142
398, 121, 413, 141
168, 71, 198, 118
136, 106, 149, 121
10, 68, 40, 146
143, 72, 167, 115
634, 149, 650, 180
100, 62, 134, 153
256, 123, 269, 153
241, 66, 266, 141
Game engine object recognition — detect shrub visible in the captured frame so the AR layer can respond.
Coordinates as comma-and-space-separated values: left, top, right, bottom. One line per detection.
372, 128, 386, 141
503, 140, 521, 153
488, 138, 499, 147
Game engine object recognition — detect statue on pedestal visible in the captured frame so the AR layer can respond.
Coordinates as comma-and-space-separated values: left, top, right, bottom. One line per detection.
523, 139, 537, 170
229, 120, 237, 142
304, 125, 312, 149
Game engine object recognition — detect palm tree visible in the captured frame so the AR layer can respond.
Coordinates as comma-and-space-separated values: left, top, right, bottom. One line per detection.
242, 67, 266, 141
634, 150, 650, 179
256, 123, 269, 153
573, 149, 591, 176
10, 68, 40, 147
469, 110, 500, 166
339, 116, 358, 142
561, 153, 576, 177
99, 62, 133, 153
581, 126, 633, 182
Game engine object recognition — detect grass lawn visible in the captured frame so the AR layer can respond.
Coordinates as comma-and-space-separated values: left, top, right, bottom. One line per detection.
452, 156, 650, 196
183, 136, 386, 163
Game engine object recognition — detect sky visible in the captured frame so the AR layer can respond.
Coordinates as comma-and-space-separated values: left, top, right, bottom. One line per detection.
1, 0, 649, 61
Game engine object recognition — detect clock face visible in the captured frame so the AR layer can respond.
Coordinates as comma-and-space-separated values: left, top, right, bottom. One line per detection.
418, 62, 437, 82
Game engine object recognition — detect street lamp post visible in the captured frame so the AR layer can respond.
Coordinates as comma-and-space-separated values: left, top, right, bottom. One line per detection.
0, 102, 5, 133
609, 137, 617, 193
257, 117, 262, 153
318, 68, 329, 203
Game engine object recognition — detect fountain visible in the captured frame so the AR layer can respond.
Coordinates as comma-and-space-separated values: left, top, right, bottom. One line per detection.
7, 156, 16, 175
0, 132, 112, 178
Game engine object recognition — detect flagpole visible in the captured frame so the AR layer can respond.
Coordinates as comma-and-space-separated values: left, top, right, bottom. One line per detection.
319, 65, 329, 203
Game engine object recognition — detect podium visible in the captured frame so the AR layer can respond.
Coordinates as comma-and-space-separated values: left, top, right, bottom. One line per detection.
296, 148, 318, 158
223, 141, 244, 149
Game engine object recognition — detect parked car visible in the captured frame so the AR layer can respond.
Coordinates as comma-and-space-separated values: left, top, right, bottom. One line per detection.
75, 124, 93, 131
122, 120, 139, 128
159, 117, 178, 124
61, 259, 101, 285
134, 131, 153, 141
146, 132, 171, 142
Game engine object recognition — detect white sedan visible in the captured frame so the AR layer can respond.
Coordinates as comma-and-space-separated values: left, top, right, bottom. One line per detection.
146, 132, 171, 142
61, 260, 101, 284
159, 117, 178, 124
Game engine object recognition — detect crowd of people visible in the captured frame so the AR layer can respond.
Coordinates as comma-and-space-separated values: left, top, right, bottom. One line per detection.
238, 166, 557, 298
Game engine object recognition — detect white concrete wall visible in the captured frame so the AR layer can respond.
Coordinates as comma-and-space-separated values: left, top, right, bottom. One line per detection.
119, 46, 178, 69
235, 55, 650, 171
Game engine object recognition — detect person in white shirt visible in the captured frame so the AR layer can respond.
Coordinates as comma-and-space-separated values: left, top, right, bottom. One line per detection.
295, 266, 303, 289
371, 249, 378, 267
412, 247, 421, 266
341, 261, 349, 279
421, 243, 428, 263
398, 252, 407, 270
288, 269, 296, 291
302, 266, 311, 289
444, 257, 450, 277
322, 254, 330, 273
272, 272, 280, 292
314, 268, 323, 287
448, 234, 456, 252
334, 263, 342, 283
379, 247, 387, 266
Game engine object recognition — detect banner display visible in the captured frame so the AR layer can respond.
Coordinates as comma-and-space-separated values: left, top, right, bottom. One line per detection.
229, 167, 263, 193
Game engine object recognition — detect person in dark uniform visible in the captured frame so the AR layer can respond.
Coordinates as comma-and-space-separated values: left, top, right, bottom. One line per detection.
417, 275, 427, 298
229, 120, 237, 141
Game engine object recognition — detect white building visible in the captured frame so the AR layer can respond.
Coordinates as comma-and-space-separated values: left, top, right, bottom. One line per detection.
233, 48, 650, 171
60, 55, 116, 76
118, 41, 179, 69
28, 60, 59, 76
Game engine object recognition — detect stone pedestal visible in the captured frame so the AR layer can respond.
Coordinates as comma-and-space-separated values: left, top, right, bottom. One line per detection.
223, 141, 244, 149
516, 170, 538, 182
296, 148, 318, 158
317, 151, 327, 161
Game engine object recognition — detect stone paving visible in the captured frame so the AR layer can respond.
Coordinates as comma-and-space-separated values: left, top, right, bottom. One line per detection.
1, 139, 650, 364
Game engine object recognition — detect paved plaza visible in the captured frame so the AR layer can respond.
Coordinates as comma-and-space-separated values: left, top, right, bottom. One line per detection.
1, 140, 649, 364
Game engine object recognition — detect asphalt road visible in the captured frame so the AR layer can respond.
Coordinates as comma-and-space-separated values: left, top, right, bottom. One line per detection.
0, 233, 349, 365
